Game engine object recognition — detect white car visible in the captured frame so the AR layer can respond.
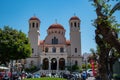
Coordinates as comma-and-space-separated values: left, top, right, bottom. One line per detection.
87, 69, 94, 77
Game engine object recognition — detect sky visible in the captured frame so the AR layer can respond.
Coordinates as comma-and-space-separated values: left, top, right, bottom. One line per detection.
0, 0, 120, 54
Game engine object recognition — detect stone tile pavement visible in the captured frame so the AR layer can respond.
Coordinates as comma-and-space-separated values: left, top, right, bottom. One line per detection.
86, 77, 95, 80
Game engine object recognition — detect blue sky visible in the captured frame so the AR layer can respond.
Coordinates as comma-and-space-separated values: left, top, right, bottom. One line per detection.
0, 0, 120, 54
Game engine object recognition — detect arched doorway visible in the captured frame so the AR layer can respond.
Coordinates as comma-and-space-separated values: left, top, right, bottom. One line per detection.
59, 58, 65, 70
43, 58, 49, 70
51, 58, 57, 70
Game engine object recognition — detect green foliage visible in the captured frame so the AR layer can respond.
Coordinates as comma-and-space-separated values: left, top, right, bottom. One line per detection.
0, 26, 32, 65
25, 65, 37, 73
81, 63, 91, 70
81, 64, 86, 69
113, 74, 120, 79
87, 63, 91, 69
66, 66, 71, 71
71, 64, 80, 72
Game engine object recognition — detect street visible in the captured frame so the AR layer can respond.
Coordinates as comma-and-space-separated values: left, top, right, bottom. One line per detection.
86, 77, 95, 80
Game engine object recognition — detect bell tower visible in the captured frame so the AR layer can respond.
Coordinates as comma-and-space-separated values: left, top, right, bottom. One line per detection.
69, 15, 82, 65
28, 16, 40, 56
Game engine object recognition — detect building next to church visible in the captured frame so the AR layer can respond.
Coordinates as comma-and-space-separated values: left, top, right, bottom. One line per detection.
25, 15, 82, 73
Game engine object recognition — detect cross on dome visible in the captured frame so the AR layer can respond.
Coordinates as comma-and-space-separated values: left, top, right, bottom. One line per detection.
55, 19, 57, 24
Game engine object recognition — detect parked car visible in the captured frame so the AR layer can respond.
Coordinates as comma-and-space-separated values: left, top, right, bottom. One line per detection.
87, 69, 93, 77
26, 73, 33, 78
34, 73, 40, 78
87, 69, 97, 77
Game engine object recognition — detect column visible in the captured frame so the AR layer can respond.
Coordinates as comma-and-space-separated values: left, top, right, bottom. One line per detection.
40, 58, 43, 70
57, 58, 59, 71
49, 58, 51, 71
65, 58, 68, 70
65, 58, 68, 66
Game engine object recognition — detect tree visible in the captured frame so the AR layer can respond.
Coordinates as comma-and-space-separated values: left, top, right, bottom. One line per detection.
0, 26, 32, 65
91, 0, 120, 80
71, 64, 79, 71
88, 48, 98, 62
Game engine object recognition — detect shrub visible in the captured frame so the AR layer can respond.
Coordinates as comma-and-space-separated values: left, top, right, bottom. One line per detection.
25, 66, 37, 73
113, 74, 120, 79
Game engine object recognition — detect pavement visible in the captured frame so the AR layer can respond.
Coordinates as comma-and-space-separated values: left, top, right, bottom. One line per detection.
86, 77, 95, 80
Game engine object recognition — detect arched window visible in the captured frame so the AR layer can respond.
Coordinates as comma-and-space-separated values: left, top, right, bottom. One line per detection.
59, 31, 60, 34
75, 48, 77, 53
36, 23, 38, 28
78, 23, 80, 27
74, 22, 76, 27
60, 47, 64, 53
52, 37, 58, 44
51, 58, 57, 70
75, 60, 78, 65
43, 58, 49, 70
32, 48, 34, 53
45, 47, 48, 52
33, 22, 35, 28
52, 47, 56, 53
71, 23, 73, 27
59, 58, 65, 70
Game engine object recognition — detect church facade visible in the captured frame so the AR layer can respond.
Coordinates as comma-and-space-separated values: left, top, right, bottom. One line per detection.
25, 15, 82, 73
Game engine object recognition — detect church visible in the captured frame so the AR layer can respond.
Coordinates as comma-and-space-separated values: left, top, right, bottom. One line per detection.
25, 15, 82, 73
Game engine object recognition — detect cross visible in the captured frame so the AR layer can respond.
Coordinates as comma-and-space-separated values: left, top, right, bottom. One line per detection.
55, 19, 57, 24
74, 13, 76, 16
33, 13, 36, 17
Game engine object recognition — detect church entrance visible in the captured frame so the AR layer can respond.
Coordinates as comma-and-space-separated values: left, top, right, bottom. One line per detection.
59, 58, 65, 70
51, 58, 57, 70
42, 58, 49, 70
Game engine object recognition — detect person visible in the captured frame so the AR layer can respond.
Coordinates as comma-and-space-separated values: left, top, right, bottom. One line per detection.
81, 71, 87, 80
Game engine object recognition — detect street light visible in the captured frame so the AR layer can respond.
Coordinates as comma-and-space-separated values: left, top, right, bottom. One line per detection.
83, 53, 87, 71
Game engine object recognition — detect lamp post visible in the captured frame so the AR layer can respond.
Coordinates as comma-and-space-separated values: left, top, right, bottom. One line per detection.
83, 53, 87, 71
85, 59, 87, 71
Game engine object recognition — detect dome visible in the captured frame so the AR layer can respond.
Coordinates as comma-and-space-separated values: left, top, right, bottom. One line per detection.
48, 23, 64, 30
29, 16, 40, 22
69, 16, 80, 21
